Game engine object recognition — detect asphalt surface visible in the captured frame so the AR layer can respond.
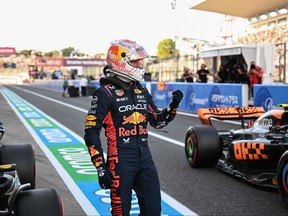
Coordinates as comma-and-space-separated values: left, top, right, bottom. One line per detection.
0, 85, 86, 216
1, 84, 288, 216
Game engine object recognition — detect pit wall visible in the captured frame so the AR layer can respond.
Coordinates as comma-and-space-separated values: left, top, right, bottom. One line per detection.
28, 79, 287, 112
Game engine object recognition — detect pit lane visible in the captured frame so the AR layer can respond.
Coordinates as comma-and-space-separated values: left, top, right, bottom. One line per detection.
1, 84, 287, 215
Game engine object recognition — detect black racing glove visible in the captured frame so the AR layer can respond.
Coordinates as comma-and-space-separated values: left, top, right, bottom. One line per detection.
88, 145, 114, 189
169, 90, 184, 109
97, 164, 114, 189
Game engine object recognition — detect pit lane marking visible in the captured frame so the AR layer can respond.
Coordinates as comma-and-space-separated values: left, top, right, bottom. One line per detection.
4, 86, 197, 215
11, 86, 241, 144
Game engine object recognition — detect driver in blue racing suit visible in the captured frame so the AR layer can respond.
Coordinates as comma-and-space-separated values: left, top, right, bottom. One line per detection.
84, 39, 183, 216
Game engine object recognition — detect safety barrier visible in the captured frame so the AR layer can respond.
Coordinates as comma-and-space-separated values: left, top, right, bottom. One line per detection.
27, 79, 286, 113
254, 84, 288, 111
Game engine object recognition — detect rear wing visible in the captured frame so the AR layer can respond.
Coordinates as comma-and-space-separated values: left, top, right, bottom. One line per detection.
198, 106, 265, 126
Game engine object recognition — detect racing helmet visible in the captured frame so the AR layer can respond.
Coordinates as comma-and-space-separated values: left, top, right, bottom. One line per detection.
106, 39, 149, 82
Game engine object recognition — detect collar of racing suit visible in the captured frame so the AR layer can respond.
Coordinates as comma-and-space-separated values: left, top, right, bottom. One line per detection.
99, 76, 144, 91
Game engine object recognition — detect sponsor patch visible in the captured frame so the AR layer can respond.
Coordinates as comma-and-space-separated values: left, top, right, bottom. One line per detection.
0, 164, 13, 169
86, 121, 96, 126
89, 146, 100, 156
87, 115, 97, 121
115, 89, 125, 96
122, 112, 146, 125
134, 89, 142, 94
92, 96, 98, 104
119, 125, 148, 137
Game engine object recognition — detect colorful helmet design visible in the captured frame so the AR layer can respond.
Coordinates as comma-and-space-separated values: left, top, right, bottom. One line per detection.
106, 39, 149, 81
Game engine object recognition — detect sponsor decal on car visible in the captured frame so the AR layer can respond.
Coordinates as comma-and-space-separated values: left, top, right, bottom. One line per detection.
234, 142, 268, 160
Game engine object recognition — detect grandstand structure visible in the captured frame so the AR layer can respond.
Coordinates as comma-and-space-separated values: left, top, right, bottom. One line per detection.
191, 0, 288, 83
147, 1, 288, 83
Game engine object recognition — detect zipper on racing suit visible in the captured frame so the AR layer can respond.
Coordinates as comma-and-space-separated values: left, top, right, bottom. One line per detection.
130, 81, 140, 137
130, 81, 143, 163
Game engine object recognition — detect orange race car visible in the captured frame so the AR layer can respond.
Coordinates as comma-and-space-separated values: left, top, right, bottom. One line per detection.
185, 104, 288, 207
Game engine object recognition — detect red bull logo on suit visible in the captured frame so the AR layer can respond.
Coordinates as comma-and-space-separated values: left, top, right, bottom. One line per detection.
119, 112, 147, 137
122, 112, 146, 125
119, 125, 148, 137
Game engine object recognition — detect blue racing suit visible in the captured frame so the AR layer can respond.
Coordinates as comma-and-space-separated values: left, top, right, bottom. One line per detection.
84, 76, 178, 216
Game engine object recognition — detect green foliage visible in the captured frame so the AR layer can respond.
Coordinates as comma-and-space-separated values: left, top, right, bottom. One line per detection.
15, 39, 182, 59
17, 49, 33, 56
61, 47, 75, 57
44, 50, 61, 57
94, 53, 106, 59
78, 52, 86, 57
60, 47, 87, 57
156, 38, 180, 60
156, 39, 174, 59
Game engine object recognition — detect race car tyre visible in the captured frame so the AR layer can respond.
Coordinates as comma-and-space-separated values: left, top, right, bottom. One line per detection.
14, 188, 64, 216
277, 150, 288, 207
0, 144, 36, 189
185, 125, 221, 168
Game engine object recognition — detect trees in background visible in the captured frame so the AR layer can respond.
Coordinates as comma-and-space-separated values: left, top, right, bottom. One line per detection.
15, 38, 177, 60
156, 38, 179, 60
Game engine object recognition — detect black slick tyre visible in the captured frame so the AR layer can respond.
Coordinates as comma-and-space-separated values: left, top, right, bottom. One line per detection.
15, 188, 64, 216
0, 144, 36, 189
185, 125, 220, 168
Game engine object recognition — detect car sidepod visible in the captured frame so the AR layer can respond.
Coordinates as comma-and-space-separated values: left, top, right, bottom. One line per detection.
185, 125, 221, 168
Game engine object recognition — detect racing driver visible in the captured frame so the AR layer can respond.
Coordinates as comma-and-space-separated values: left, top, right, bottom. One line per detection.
84, 39, 183, 216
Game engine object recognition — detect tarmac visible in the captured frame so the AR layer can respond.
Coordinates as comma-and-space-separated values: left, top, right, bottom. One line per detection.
0, 87, 86, 216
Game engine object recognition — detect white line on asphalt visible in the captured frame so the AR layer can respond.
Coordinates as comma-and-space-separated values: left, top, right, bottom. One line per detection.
11, 86, 188, 146
8, 87, 198, 215
0, 87, 101, 216
11, 86, 241, 148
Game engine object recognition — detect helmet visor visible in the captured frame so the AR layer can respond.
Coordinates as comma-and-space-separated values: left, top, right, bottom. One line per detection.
128, 59, 145, 69
128, 47, 149, 61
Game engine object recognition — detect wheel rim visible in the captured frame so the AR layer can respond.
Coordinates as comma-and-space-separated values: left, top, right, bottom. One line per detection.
186, 134, 195, 162
281, 163, 288, 194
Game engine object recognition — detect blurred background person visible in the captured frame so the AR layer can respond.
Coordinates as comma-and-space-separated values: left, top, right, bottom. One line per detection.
196, 63, 214, 83
215, 64, 229, 83
80, 76, 88, 96
62, 75, 69, 97
249, 61, 264, 97
235, 64, 249, 84
181, 66, 194, 82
